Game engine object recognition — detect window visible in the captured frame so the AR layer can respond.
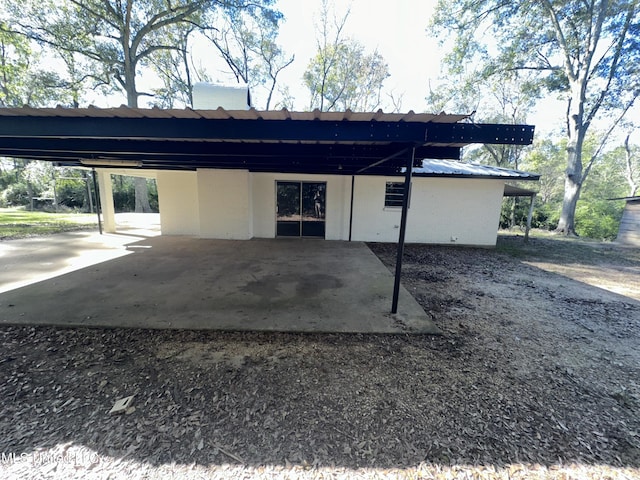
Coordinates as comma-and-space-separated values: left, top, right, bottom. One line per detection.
385, 182, 409, 208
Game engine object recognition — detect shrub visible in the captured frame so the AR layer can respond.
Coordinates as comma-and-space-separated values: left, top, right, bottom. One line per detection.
575, 200, 624, 241
1, 183, 31, 207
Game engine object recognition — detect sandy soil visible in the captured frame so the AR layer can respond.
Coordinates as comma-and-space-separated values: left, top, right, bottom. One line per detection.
0, 233, 639, 479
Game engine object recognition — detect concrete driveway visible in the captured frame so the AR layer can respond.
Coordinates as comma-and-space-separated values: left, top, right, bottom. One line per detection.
0, 227, 439, 334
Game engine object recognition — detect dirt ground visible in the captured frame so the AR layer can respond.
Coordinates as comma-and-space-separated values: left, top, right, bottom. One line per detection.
0, 232, 639, 479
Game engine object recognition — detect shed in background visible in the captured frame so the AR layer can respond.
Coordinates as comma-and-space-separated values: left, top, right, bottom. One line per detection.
614, 196, 640, 246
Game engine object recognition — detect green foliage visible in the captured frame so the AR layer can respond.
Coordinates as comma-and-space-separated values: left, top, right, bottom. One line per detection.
531, 202, 561, 231
302, 1, 389, 112
431, 0, 639, 105
111, 176, 158, 213
572, 143, 631, 239
0, 162, 96, 212
0, 167, 16, 190
23, 161, 54, 195
499, 194, 560, 232
148, 24, 203, 108
56, 176, 87, 209
516, 133, 633, 239
499, 197, 532, 229
0, 182, 30, 207
303, 40, 389, 112
521, 139, 565, 204
0, 24, 67, 107
574, 200, 624, 240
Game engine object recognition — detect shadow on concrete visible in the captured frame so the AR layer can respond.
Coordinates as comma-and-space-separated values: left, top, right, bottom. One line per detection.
0, 235, 438, 334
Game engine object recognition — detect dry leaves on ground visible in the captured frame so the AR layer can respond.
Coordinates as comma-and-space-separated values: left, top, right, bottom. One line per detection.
0, 234, 639, 479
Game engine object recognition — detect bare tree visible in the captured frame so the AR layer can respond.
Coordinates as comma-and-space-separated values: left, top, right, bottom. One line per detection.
199, 6, 293, 109
303, 0, 389, 112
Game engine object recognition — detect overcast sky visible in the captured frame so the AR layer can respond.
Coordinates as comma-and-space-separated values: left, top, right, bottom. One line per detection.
261, 0, 442, 113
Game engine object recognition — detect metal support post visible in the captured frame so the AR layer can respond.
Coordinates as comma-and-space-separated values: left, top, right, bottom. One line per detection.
348, 176, 355, 241
391, 147, 415, 314
92, 168, 103, 235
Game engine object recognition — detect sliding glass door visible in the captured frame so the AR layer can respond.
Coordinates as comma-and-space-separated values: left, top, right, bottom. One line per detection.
276, 181, 326, 238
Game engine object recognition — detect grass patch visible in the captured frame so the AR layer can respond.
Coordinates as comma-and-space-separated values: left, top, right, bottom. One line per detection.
497, 228, 640, 266
0, 208, 98, 240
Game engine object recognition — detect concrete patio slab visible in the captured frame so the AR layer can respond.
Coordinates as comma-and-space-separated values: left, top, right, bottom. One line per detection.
0, 232, 439, 334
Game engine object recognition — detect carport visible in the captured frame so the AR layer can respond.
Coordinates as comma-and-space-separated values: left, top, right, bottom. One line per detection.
0, 230, 440, 333
0, 107, 534, 327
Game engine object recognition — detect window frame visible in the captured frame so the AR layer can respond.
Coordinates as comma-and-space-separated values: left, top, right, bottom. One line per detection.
384, 181, 410, 209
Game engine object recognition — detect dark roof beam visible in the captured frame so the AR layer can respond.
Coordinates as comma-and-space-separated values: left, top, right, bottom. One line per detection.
0, 116, 533, 146
0, 139, 460, 161
0, 117, 431, 144
425, 123, 535, 145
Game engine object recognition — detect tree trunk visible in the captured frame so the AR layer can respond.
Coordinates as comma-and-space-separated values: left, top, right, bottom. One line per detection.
122, 29, 152, 214
51, 172, 59, 212
27, 181, 34, 211
556, 81, 587, 235
556, 173, 582, 235
625, 134, 638, 197
126, 64, 151, 212
84, 171, 94, 213
556, 136, 585, 235
134, 177, 152, 213
509, 198, 516, 229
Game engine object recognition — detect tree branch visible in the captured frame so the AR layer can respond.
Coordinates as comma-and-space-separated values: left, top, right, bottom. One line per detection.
539, 0, 577, 82
136, 44, 181, 63
131, 1, 208, 57
584, 3, 634, 128
582, 93, 638, 184
69, 0, 121, 32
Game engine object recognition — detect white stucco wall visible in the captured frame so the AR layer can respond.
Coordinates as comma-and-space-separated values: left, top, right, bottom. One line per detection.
250, 173, 351, 240
197, 169, 253, 239
156, 171, 200, 235
152, 168, 506, 245
350, 176, 505, 246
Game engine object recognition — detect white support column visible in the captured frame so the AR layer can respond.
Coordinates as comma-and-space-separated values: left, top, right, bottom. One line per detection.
96, 169, 116, 233
525, 193, 536, 243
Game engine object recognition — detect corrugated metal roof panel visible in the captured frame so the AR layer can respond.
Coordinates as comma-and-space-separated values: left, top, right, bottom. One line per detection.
0, 105, 469, 123
413, 159, 540, 180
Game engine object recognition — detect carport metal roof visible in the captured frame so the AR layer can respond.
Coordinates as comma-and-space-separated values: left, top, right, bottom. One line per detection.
0, 106, 535, 175
0, 105, 536, 319
504, 184, 539, 196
